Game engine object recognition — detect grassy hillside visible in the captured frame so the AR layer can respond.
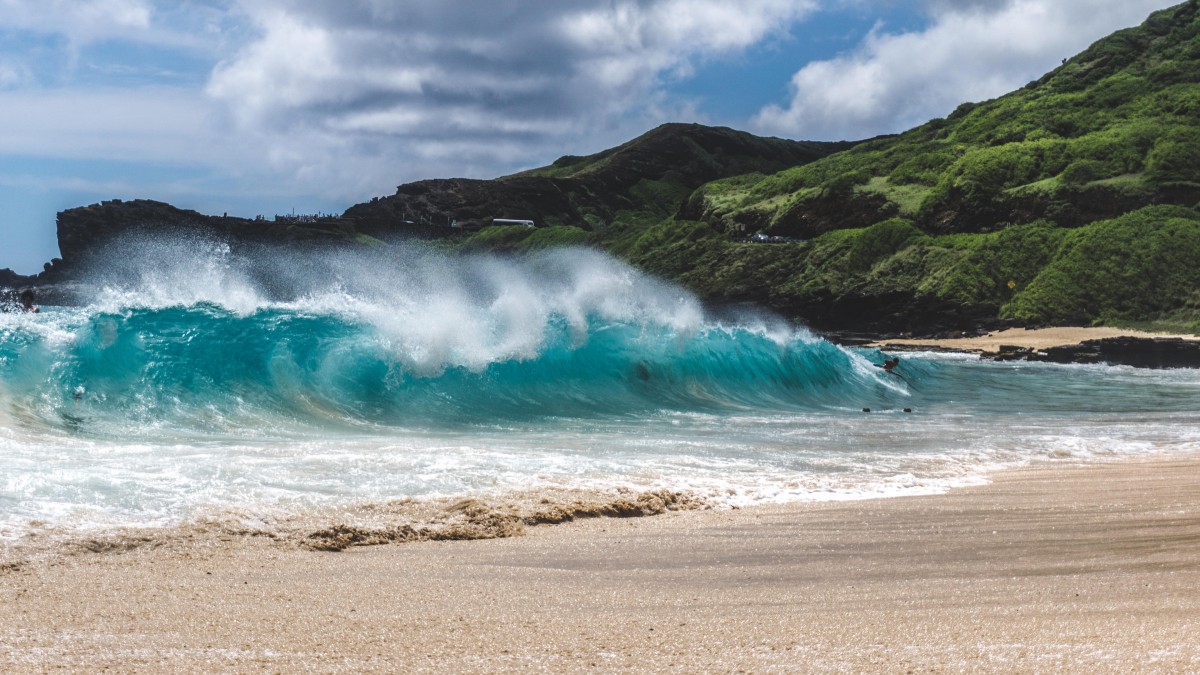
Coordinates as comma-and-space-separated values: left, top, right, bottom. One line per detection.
691, 1, 1200, 238
605, 204, 1200, 333
595, 1, 1200, 333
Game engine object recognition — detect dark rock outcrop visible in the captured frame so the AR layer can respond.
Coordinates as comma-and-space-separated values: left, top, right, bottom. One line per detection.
0, 268, 31, 288
972, 337, 1200, 368
50, 199, 362, 281
1033, 337, 1200, 368
925, 182, 1200, 235
769, 191, 895, 239
772, 290, 1007, 337
344, 176, 590, 237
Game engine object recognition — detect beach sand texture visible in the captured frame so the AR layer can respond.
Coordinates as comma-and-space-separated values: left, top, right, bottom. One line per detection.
2, 457, 1198, 672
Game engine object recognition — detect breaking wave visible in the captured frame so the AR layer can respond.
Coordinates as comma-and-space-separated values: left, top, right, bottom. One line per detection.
1, 239, 902, 436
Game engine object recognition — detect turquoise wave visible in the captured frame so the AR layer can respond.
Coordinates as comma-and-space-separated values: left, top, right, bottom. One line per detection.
0, 303, 901, 435
6, 244, 1195, 441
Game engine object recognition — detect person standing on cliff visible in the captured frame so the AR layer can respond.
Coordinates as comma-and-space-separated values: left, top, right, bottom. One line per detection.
19, 289, 39, 313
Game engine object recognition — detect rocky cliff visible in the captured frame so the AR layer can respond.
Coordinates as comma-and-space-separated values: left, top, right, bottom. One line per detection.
44, 199, 371, 281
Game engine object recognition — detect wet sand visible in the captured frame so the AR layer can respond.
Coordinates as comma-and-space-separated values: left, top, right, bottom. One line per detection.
870, 326, 1199, 354
2, 456, 1199, 672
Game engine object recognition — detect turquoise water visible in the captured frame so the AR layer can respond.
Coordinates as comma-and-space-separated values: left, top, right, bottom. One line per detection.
2, 244, 1199, 538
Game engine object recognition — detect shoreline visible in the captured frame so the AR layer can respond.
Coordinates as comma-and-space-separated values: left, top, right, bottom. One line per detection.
3, 453, 1198, 671
867, 325, 1200, 353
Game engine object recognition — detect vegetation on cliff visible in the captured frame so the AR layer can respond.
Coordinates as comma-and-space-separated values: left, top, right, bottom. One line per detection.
694, 1, 1200, 238
601, 1, 1200, 333
595, 205, 1200, 333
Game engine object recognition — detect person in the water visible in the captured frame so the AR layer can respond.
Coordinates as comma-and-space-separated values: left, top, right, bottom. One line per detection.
19, 289, 39, 313
876, 357, 899, 373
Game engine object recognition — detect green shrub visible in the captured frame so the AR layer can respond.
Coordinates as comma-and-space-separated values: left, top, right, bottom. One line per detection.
1060, 159, 1105, 185
1085, 73, 1148, 108
522, 227, 595, 250
934, 222, 1068, 303
845, 219, 924, 271
1145, 128, 1200, 183
1006, 206, 1200, 323
822, 170, 870, 196
888, 149, 957, 185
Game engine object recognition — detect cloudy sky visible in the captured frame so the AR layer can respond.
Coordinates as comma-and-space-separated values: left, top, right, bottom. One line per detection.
0, 0, 1176, 272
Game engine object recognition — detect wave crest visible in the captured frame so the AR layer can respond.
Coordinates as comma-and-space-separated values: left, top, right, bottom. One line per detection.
2, 240, 888, 432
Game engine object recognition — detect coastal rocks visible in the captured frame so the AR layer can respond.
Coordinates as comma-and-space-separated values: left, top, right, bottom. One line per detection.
987, 337, 1200, 369
0, 268, 28, 287
53, 199, 359, 277
344, 176, 590, 235
784, 289, 1004, 337
1035, 337, 1200, 368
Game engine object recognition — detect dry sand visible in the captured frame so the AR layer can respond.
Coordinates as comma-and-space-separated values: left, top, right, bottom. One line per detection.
870, 326, 1199, 354
2, 456, 1199, 672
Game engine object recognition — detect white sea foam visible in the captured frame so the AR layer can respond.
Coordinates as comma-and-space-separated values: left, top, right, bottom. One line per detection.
4, 399, 1199, 541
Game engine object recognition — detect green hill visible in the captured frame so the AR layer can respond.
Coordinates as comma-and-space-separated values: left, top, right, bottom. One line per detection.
342, 123, 852, 247
696, 2, 1200, 237
607, 1, 1200, 333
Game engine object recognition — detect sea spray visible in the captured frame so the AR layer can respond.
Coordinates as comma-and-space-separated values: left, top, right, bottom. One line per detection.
3, 237, 1200, 542
5, 239, 889, 433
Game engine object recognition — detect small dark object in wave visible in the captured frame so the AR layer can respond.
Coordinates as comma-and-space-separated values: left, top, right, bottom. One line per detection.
876, 357, 899, 373
862, 407, 871, 413
903, 408, 913, 413
18, 288, 39, 313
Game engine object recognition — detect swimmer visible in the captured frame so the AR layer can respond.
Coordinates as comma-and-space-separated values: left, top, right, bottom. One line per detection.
875, 357, 899, 373
19, 289, 39, 313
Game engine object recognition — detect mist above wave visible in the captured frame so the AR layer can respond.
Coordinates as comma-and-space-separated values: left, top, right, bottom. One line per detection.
76, 235, 742, 372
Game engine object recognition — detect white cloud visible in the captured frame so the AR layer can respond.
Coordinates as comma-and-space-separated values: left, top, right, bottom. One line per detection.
0, 0, 151, 43
0, 0, 246, 95
754, 0, 1177, 140
203, 0, 817, 197
1, 0, 823, 212
0, 88, 227, 163
0, 60, 31, 88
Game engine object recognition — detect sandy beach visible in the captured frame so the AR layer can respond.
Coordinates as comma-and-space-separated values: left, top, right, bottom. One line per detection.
870, 326, 1200, 354
2, 456, 1198, 672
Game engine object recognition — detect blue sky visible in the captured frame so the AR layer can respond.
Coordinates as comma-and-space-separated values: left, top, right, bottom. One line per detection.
0, 0, 1178, 273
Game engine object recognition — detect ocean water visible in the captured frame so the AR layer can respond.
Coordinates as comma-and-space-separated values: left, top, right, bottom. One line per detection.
2, 240, 1199, 542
